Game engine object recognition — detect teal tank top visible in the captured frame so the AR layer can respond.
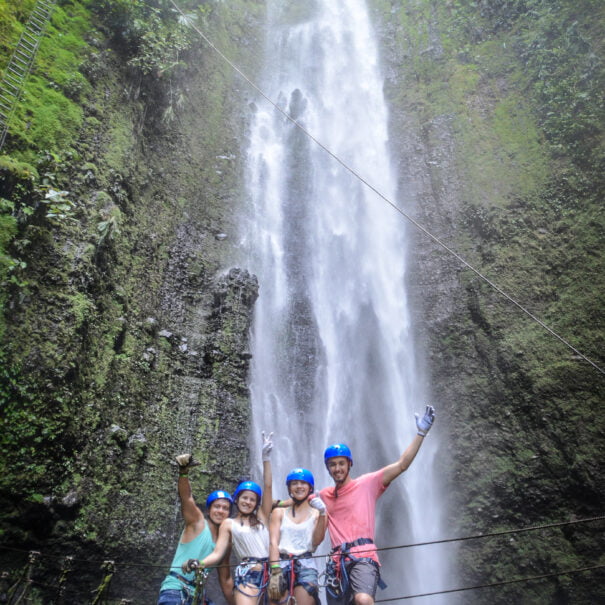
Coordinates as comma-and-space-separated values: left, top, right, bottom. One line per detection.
159, 523, 215, 592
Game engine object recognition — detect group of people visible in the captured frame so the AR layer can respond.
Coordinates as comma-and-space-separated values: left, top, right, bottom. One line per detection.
157, 405, 435, 605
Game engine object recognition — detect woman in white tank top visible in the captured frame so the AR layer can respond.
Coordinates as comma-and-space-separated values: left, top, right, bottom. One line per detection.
183, 432, 274, 605
268, 468, 327, 605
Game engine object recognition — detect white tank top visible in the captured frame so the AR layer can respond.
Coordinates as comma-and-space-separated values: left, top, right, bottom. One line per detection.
231, 518, 269, 561
278, 508, 318, 556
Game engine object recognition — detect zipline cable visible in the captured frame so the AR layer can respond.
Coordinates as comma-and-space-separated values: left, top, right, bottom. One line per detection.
1, 514, 602, 569
375, 513, 605, 554
5, 546, 605, 602
169, 0, 605, 378
374, 563, 605, 601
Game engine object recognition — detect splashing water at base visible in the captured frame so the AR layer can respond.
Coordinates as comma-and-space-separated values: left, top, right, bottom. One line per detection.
240, 1, 454, 601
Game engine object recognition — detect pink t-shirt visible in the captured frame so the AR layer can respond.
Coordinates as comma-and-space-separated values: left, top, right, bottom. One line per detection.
319, 469, 387, 564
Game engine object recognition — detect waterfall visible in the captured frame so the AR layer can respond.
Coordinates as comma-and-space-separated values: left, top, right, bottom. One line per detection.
240, 1, 453, 601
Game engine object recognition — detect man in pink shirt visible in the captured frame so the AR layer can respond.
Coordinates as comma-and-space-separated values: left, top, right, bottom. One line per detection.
319, 405, 435, 605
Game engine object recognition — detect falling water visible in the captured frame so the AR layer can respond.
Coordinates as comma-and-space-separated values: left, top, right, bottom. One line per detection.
241, 1, 452, 601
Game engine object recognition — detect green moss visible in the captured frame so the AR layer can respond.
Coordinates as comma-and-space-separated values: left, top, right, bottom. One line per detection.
68, 292, 96, 328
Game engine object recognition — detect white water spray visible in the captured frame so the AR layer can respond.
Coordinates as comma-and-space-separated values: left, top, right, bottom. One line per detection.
241, 1, 453, 601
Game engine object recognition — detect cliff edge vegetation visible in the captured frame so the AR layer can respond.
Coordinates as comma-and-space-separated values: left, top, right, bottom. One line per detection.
372, 0, 604, 602
0, 1, 263, 602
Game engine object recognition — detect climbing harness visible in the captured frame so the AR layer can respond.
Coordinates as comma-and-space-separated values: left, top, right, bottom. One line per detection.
278, 552, 317, 605
323, 539, 386, 601
234, 557, 269, 600
168, 567, 211, 605
191, 567, 211, 605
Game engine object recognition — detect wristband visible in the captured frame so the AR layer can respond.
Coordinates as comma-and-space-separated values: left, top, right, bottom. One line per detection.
271, 564, 281, 569
179, 471, 189, 477
417, 431, 426, 437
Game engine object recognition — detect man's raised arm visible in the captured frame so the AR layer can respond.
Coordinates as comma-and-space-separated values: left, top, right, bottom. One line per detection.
381, 405, 435, 487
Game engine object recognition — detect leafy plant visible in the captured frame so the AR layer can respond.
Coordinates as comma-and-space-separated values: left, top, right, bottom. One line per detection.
41, 188, 76, 222
96, 206, 121, 246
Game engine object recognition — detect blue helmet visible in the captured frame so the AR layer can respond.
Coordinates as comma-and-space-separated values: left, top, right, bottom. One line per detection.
324, 443, 353, 466
286, 468, 315, 489
233, 480, 262, 503
205, 490, 233, 509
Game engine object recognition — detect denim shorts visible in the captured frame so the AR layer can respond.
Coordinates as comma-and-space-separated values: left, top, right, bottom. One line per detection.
283, 562, 319, 596
234, 562, 266, 592
157, 588, 215, 605
157, 588, 191, 605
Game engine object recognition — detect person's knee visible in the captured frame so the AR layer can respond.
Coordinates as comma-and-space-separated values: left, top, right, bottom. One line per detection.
353, 592, 374, 605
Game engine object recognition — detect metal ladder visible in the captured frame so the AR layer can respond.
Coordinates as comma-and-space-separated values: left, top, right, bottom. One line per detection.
0, 0, 57, 152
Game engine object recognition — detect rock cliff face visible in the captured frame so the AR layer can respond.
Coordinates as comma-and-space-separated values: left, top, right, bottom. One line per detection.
0, 1, 264, 602
1, 0, 603, 603
371, 0, 605, 602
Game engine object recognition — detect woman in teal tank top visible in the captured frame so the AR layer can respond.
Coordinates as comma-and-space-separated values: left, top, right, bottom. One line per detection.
157, 454, 233, 605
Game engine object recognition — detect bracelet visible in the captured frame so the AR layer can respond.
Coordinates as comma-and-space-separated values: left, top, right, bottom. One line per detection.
271, 564, 281, 569
417, 431, 426, 437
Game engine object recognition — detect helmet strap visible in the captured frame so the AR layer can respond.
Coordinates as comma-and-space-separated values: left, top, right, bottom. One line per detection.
288, 484, 310, 517
238, 510, 252, 525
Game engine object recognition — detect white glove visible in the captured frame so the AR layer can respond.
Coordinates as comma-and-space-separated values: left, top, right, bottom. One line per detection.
415, 405, 435, 437
175, 453, 201, 469
309, 495, 327, 516
262, 431, 274, 461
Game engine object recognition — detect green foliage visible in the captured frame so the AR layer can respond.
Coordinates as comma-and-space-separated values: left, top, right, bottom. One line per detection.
0, 198, 19, 314
90, 0, 196, 76
96, 205, 122, 245
0, 1, 91, 158
376, 0, 605, 601
445, 0, 605, 178
41, 188, 77, 222
0, 353, 68, 495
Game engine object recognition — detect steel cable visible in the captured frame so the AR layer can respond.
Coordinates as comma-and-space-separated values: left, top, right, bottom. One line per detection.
168, 0, 605, 377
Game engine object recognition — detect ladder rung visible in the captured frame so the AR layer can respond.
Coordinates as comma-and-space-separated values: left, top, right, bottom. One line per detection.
29, 18, 46, 29
2, 81, 20, 93
5, 73, 23, 86
20, 40, 37, 51
7, 66, 26, 77
12, 58, 30, 68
